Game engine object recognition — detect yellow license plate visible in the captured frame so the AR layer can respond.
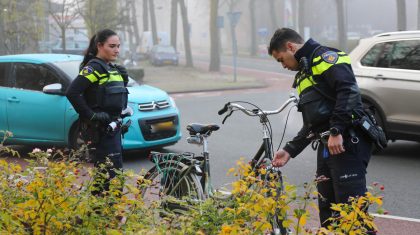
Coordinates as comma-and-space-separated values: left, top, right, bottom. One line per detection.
151, 121, 174, 132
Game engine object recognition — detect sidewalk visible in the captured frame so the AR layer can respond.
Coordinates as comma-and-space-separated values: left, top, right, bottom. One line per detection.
138, 63, 268, 94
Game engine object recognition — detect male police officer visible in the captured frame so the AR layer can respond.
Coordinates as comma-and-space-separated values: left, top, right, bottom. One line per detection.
269, 28, 373, 228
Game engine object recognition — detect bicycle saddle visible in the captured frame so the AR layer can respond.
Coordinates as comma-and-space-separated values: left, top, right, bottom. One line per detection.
187, 123, 220, 135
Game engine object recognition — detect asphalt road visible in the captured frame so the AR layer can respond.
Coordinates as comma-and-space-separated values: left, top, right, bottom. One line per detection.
124, 86, 420, 220
130, 53, 420, 220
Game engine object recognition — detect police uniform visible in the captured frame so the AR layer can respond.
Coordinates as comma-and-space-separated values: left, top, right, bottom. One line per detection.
66, 58, 128, 194
283, 39, 373, 226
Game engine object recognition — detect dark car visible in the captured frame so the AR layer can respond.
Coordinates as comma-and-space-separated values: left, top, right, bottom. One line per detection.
149, 45, 179, 66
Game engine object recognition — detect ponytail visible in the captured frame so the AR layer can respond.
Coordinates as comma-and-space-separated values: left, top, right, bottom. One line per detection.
80, 29, 118, 69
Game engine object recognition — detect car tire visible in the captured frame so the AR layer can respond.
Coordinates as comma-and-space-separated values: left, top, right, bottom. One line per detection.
362, 100, 387, 154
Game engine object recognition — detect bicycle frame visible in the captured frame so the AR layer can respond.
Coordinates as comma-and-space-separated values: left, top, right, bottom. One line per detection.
187, 94, 298, 197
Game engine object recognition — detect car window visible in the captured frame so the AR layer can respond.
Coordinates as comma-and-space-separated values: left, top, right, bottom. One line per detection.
0, 63, 9, 87
374, 42, 394, 68
157, 46, 176, 53
360, 43, 384, 67
14, 63, 61, 91
389, 40, 420, 70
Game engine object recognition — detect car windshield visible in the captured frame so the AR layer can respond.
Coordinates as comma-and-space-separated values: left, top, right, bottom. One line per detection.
156, 46, 176, 53
53, 60, 139, 86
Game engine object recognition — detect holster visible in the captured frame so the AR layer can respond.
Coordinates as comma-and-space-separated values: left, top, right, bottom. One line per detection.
352, 110, 387, 150
79, 119, 102, 144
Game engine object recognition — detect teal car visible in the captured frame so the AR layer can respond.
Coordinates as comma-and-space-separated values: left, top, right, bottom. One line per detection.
0, 54, 181, 150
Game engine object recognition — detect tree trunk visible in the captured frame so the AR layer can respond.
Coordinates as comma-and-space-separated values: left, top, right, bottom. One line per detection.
397, 0, 407, 31
298, 0, 305, 35
131, 0, 141, 46
249, 0, 257, 56
418, 0, 420, 29
269, 0, 277, 32
61, 27, 66, 52
209, 0, 220, 71
170, 0, 178, 49
179, 0, 193, 67
336, 0, 347, 52
149, 0, 158, 45
125, 2, 134, 54
143, 0, 149, 31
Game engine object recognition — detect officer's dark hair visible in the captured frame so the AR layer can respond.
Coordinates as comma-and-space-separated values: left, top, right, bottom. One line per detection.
81, 29, 118, 69
268, 28, 304, 55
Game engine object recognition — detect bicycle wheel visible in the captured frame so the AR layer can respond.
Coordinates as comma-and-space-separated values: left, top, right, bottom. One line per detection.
142, 160, 204, 208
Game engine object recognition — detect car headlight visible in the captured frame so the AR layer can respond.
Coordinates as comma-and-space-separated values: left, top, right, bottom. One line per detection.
169, 96, 177, 109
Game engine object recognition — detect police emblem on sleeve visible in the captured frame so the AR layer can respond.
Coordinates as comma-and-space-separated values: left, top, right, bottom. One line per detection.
81, 66, 94, 75
321, 51, 339, 64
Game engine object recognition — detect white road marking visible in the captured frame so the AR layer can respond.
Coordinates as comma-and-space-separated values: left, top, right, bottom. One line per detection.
373, 213, 420, 223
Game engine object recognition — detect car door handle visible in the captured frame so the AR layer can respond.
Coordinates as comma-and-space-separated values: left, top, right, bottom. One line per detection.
7, 97, 20, 103
374, 74, 386, 80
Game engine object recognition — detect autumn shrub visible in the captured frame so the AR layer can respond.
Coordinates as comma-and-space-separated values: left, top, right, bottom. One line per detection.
0, 145, 385, 235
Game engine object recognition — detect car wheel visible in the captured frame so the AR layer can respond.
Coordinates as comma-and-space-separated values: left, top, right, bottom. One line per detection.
362, 100, 387, 154
69, 122, 92, 162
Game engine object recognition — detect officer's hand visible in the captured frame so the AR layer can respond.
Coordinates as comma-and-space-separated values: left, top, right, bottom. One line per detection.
272, 149, 291, 167
328, 134, 345, 155
92, 112, 111, 124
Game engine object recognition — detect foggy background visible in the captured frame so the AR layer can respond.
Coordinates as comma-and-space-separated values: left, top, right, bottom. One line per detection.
0, 0, 419, 69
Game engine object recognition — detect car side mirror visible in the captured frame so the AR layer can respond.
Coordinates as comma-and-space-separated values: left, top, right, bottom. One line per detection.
43, 83, 63, 95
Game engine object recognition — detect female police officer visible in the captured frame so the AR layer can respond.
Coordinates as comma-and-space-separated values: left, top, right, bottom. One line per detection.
269, 28, 374, 232
66, 29, 129, 196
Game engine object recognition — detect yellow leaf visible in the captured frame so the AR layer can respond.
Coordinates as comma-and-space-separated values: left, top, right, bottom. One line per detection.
298, 214, 307, 226
375, 197, 383, 206
282, 219, 292, 228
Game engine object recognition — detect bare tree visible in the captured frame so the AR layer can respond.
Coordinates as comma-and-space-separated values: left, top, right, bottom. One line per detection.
143, 0, 149, 31
269, 0, 278, 32
249, 0, 257, 56
0, 0, 44, 54
397, 0, 407, 31
418, 0, 420, 29
170, 0, 178, 49
76, 0, 120, 37
48, 0, 79, 52
130, 0, 141, 46
149, 0, 158, 45
298, 0, 305, 35
336, 0, 347, 51
179, 0, 193, 67
209, 0, 220, 71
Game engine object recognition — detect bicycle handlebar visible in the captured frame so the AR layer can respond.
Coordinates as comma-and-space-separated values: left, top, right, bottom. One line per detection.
218, 94, 298, 121
218, 102, 230, 115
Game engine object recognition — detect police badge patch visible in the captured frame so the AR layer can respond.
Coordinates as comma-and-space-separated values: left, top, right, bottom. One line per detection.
321, 51, 339, 64
81, 66, 94, 75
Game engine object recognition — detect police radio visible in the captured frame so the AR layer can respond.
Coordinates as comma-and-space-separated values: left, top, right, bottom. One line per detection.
106, 106, 134, 133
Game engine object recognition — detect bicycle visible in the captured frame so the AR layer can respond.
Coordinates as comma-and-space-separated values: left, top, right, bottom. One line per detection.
141, 94, 298, 234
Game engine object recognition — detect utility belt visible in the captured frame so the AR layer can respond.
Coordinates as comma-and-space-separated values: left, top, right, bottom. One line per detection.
317, 128, 360, 146
312, 111, 387, 150
352, 109, 387, 150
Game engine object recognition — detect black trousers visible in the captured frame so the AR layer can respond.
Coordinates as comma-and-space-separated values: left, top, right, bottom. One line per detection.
316, 130, 372, 227
92, 128, 123, 196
